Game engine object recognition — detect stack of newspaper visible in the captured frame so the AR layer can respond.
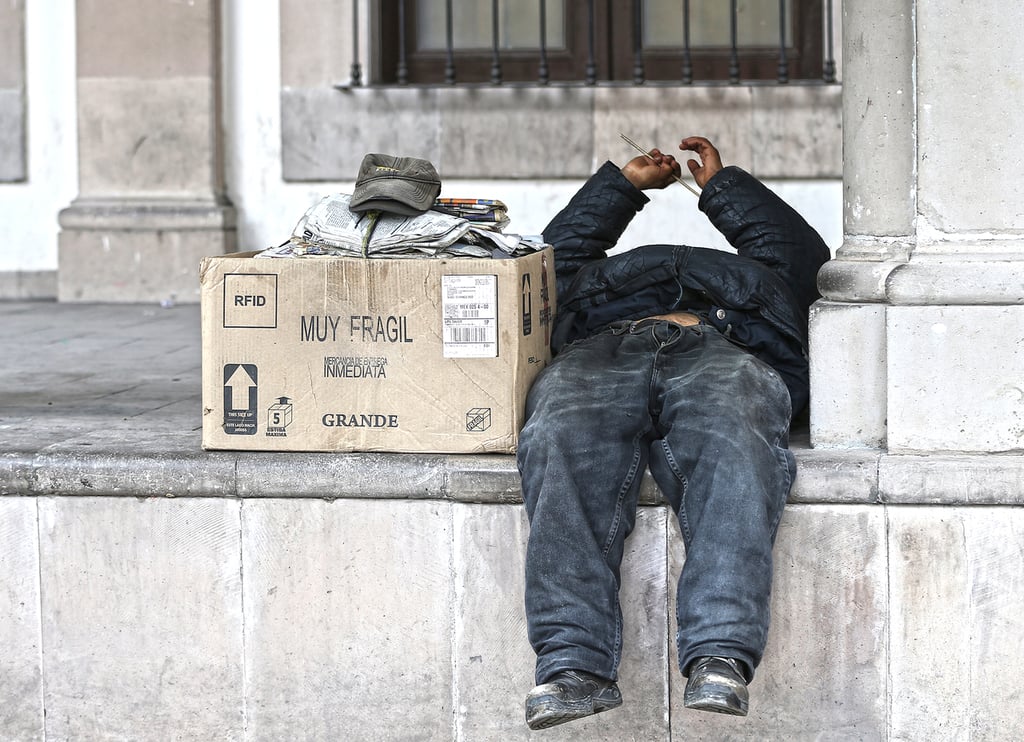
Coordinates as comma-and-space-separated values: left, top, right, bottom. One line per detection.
257, 192, 546, 259
431, 198, 510, 232
286, 193, 469, 255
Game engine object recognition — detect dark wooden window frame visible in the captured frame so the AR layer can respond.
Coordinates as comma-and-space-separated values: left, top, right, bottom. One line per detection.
374, 1, 825, 86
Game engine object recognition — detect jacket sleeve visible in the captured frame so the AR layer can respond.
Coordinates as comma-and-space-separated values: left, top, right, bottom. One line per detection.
698, 166, 831, 313
541, 161, 649, 298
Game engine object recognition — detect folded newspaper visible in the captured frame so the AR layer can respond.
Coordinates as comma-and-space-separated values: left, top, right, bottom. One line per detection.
431, 198, 510, 232
256, 192, 546, 259
287, 193, 471, 255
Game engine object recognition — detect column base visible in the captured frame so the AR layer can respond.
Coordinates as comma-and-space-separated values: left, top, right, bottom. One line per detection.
813, 248, 1024, 452
58, 198, 236, 303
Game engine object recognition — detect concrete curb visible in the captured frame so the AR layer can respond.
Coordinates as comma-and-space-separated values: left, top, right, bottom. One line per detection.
6, 444, 1023, 505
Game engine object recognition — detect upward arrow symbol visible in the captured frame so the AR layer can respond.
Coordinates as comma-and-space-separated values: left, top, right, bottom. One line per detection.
224, 365, 257, 411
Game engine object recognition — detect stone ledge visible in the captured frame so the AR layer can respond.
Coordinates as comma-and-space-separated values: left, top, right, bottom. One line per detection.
4, 445, 1023, 505
58, 197, 237, 231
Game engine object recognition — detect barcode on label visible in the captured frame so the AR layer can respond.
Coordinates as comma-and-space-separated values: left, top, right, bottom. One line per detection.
441, 274, 499, 358
449, 327, 490, 343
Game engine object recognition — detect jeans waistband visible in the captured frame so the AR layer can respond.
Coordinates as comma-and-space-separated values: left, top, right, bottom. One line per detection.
607, 316, 712, 336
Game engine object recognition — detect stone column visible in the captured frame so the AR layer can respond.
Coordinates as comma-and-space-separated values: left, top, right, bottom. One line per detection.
0, 0, 26, 183
58, 0, 235, 303
810, 0, 1024, 453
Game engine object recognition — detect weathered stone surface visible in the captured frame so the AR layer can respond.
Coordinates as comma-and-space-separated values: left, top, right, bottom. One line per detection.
235, 451, 450, 500
888, 507, 1024, 740
57, 0, 231, 303
0, 497, 43, 742
789, 447, 880, 503
816, 259, 904, 301
76, 0, 215, 79
279, 0, 349, 88
58, 221, 233, 303
439, 87, 594, 179
916, 2, 1024, 234
37, 497, 244, 740
10, 300, 1024, 506
241, 498, 454, 740
809, 301, 888, 449
0, 270, 56, 299
281, 87, 442, 182
0, 87, 26, 182
452, 504, 671, 740
752, 85, 843, 178
879, 453, 1024, 505
0, 301, 204, 459
886, 259, 1024, 304
0, 0, 25, 185
451, 503, 535, 740
282, 85, 840, 182
0, 1, 25, 89
24, 450, 236, 498
5, 302, 1024, 739
841, 0, 916, 239
594, 86, 754, 178
76, 77, 219, 198
9, 492, 1024, 741
669, 504, 888, 740
887, 306, 1024, 452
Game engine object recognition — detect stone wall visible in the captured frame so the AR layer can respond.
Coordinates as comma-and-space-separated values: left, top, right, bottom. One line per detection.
280, 86, 842, 183
3, 447, 1024, 740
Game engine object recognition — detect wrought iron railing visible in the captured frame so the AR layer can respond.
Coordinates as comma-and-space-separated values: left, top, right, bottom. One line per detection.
347, 0, 838, 87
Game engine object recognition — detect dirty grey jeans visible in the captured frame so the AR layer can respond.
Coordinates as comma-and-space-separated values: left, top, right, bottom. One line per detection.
517, 319, 795, 685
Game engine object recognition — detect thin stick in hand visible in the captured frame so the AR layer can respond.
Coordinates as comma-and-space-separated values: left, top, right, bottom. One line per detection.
619, 133, 701, 197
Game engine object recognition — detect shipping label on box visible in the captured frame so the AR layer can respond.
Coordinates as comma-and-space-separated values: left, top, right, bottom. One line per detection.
200, 249, 555, 453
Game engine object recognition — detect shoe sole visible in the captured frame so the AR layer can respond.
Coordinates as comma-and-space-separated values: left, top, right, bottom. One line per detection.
684, 691, 749, 716
526, 689, 623, 730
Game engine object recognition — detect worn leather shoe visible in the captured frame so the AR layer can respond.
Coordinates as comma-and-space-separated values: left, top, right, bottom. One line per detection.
683, 656, 749, 716
525, 669, 623, 730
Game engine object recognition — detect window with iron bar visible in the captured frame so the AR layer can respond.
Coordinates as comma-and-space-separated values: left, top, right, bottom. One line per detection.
369, 0, 837, 86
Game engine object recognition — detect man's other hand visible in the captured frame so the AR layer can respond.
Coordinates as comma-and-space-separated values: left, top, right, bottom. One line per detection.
679, 137, 724, 189
621, 149, 682, 191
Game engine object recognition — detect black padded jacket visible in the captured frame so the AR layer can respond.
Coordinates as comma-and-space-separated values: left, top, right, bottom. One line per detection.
542, 161, 831, 416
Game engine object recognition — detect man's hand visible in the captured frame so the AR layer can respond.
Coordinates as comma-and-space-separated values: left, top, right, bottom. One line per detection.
621, 149, 682, 191
679, 137, 724, 189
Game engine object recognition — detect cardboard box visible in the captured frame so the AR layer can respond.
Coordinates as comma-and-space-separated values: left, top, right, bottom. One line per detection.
200, 249, 555, 453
